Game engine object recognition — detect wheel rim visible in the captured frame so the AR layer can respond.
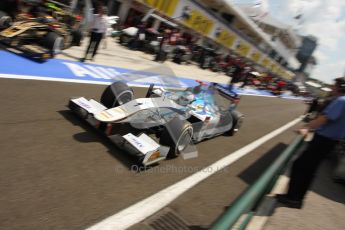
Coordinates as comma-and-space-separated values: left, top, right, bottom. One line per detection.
113, 90, 133, 106
176, 127, 193, 152
5, 17, 12, 27
0, 16, 12, 27
234, 117, 244, 132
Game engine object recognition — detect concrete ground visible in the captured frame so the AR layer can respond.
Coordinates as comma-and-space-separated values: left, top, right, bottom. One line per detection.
56, 37, 231, 85
262, 159, 345, 230
246, 149, 345, 230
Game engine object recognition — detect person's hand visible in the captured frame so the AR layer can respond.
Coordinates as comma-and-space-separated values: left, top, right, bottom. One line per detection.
297, 127, 309, 136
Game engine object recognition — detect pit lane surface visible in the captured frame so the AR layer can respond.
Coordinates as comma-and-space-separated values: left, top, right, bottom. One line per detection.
0, 78, 305, 230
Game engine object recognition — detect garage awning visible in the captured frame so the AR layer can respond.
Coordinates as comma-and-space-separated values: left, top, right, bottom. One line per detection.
321, 87, 332, 92
305, 81, 321, 88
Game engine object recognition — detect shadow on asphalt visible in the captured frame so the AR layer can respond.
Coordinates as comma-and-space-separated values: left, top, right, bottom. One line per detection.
60, 51, 82, 61
238, 141, 345, 206
58, 110, 140, 170
238, 143, 288, 184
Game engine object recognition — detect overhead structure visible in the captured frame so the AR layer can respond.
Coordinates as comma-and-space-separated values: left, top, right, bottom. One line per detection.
64, 0, 298, 80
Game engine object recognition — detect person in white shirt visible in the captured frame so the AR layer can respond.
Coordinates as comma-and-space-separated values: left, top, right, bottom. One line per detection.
81, 3, 108, 62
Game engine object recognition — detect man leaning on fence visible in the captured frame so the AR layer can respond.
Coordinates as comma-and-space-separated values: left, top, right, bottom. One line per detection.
276, 77, 345, 209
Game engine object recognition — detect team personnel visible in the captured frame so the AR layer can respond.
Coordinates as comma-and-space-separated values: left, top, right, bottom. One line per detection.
81, 3, 108, 62
276, 77, 345, 208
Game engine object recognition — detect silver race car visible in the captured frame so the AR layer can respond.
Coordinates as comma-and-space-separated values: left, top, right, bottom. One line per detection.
68, 80, 243, 166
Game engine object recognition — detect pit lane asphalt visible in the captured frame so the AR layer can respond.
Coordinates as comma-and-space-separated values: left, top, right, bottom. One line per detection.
0, 78, 306, 230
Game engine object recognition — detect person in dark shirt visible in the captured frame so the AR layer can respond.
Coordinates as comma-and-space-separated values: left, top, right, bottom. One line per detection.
306, 97, 320, 114
276, 77, 345, 209
228, 61, 242, 91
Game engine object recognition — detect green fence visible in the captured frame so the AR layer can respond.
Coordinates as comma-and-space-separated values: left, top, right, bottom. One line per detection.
211, 135, 305, 230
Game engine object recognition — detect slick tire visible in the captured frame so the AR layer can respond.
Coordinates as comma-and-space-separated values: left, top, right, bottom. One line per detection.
0, 11, 12, 29
71, 29, 83, 46
42, 32, 64, 57
226, 110, 243, 136
160, 117, 193, 158
100, 81, 134, 108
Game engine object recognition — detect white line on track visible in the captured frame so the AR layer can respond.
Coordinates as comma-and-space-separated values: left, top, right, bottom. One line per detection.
0, 73, 302, 99
0, 73, 178, 89
86, 117, 302, 230
0, 73, 111, 85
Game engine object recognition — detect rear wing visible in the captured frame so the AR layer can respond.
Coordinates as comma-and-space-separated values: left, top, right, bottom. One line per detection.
215, 84, 240, 102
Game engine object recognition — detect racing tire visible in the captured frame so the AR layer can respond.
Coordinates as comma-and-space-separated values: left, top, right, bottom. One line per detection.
173, 55, 182, 64
155, 51, 167, 62
225, 110, 243, 136
42, 32, 64, 57
200, 56, 211, 69
160, 117, 193, 158
119, 34, 132, 45
100, 81, 134, 108
0, 11, 12, 29
71, 29, 82, 46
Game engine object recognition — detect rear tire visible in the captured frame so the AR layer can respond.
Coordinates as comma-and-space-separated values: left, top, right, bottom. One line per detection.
71, 29, 82, 46
42, 32, 64, 57
100, 81, 134, 108
0, 11, 12, 29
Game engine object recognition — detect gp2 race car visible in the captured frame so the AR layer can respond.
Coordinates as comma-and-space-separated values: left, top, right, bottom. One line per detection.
0, 3, 82, 60
68, 81, 244, 166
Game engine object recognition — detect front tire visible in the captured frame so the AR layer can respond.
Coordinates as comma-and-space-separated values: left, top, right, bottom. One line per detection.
226, 110, 243, 136
100, 81, 134, 108
160, 117, 193, 158
119, 34, 132, 45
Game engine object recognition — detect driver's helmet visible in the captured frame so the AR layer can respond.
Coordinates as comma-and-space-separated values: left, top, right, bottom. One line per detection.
177, 91, 195, 106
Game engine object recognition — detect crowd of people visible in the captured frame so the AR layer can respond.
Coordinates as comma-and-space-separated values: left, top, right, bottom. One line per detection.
110, 10, 297, 96
0, 0, 308, 97
1, 0, 297, 96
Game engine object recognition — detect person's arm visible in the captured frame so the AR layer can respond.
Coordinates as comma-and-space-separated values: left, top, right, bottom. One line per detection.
298, 114, 328, 136
299, 97, 343, 135
304, 114, 328, 130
